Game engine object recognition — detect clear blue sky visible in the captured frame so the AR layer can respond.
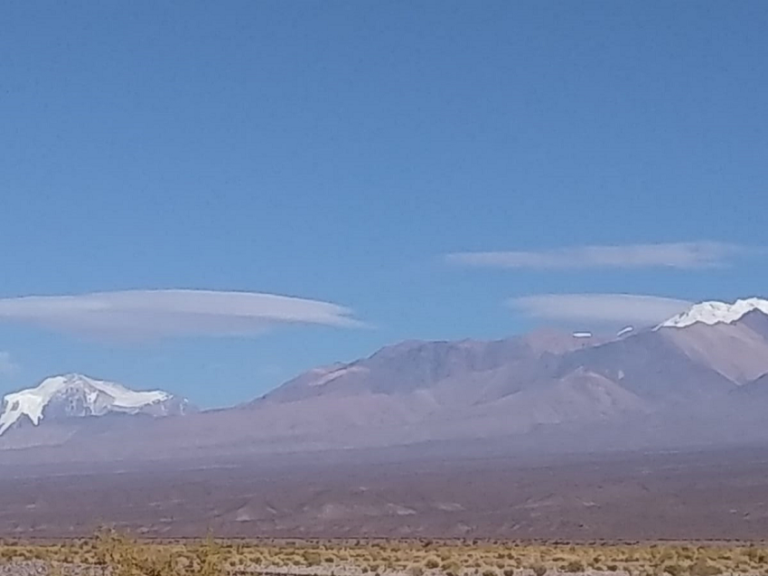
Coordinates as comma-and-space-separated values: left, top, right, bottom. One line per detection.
1, 1, 766, 406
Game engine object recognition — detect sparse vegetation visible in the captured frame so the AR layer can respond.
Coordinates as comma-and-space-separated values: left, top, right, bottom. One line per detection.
0, 535, 764, 576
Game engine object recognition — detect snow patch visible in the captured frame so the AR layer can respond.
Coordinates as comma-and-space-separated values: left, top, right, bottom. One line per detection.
617, 326, 635, 337
308, 366, 368, 387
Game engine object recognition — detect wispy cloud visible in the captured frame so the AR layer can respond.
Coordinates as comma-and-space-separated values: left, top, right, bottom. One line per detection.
446, 242, 756, 270
0, 352, 19, 378
508, 293, 692, 326
0, 290, 364, 340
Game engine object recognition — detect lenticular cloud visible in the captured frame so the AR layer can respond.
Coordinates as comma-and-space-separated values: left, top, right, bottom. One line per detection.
0, 290, 363, 340
447, 241, 755, 270
507, 293, 692, 325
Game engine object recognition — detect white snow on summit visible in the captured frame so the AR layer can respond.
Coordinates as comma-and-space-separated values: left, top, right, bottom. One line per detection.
0, 374, 171, 436
657, 297, 768, 329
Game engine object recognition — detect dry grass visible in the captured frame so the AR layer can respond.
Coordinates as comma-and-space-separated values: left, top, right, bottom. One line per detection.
1, 534, 766, 576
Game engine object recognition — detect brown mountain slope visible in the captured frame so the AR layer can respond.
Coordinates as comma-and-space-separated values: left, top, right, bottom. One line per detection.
261, 329, 600, 405
660, 321, 768, 383
552, 329, 737, 403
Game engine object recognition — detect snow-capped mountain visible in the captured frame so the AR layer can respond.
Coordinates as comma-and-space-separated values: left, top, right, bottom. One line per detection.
657, 297, 768, 329
0, 374, 191, 436
7, 297, 768, 461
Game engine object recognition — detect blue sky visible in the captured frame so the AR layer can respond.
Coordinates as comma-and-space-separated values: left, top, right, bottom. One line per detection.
1, 1, 766, 406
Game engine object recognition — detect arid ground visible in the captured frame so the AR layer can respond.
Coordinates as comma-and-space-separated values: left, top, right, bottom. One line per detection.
2, 443, 768, 541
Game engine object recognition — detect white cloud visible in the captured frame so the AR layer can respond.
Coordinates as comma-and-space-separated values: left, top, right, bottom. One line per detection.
508, 293, 692, 326
446, 242, 756, 270
0, 290, 364, 340
0, 352, 19, 377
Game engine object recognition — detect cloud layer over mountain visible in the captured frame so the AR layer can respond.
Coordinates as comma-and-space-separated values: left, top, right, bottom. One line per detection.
0, 290, 363, 340
507, 293, 692, 325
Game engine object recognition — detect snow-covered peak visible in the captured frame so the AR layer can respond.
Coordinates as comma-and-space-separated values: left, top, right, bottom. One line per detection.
657, 298, 768, 329
0, 374, 176, 436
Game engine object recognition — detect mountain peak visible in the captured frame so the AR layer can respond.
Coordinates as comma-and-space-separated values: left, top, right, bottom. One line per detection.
657, 297, 768, 329
0, 374, 184, 436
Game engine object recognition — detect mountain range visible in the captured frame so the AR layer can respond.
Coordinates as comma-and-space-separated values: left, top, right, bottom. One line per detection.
4, 297, 768, 461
